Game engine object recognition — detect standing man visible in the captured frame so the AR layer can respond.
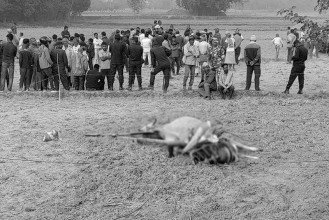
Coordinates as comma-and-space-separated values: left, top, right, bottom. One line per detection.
109, 34, 127, 90
149, 36, 172, 93
62, 38, 73, 87
93, 33, 102, 65
127, 37, 143, 90
0, 34, 17, 92
61, 26, 70, 39
48, 34, 58, 52
39, 36, 54, 91
283, 40, 308, 94
86, 38, 95, 70
169, 36, 181, 76
141, 32, 152, 68
18, 39, 33, 92
183, 36, 199, 90
101, 32, 111, 45
287, 30, 297, 63
213, 28, 222, 46
309, 27, 320, 59
244, 35, 261, 91
233, 30, 243, 64
98, 42, 111, 90
50, 41, 70, 91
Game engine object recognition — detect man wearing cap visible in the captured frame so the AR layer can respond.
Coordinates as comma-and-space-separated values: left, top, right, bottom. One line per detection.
218, 63, 234, 99
0, 34, 18, 92
198, 63, 217, 100
183, 36, 199, 90
50, 41, 70, 91
109, 34, 128, 90
244, 35, 261, 91
283, 40, 308, 94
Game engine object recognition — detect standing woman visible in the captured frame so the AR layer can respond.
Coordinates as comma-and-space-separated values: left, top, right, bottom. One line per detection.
224, 33, 236, 70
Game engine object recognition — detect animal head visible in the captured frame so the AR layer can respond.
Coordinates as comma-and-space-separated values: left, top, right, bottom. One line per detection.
139, 118, 157, 132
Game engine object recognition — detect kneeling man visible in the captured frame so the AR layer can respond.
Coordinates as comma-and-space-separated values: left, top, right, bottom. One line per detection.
218, 63, 234, 99
198, 63, 217, 100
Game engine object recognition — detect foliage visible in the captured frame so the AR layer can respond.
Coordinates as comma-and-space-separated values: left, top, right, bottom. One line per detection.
315, 0, 329, 13
175, 0, 243, 16
0, 0, 91, 22
127, 0, 146, 14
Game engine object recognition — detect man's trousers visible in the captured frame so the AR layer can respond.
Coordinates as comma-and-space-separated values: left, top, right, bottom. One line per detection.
246, 65, 261, 91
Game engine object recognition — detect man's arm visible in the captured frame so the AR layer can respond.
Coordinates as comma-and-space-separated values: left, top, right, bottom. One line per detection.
218, 74, 226, 88
244, 47, 251, 64
206, 71, 215, 84
45, 49, 53, 66
292, 47, 299, 61
19, 52, 23, 67
164, 47, 172, 57
63, 51, 69, 69
150, 49, 156, 68
254, 46, 261, 63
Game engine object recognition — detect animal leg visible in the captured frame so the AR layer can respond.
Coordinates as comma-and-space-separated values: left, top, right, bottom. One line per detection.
168, 145, 175, 158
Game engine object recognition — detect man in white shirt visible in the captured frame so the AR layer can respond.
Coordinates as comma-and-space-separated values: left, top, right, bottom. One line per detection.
141, 32, 152, 67
272, 34, 284, 61
98, 42, 111, 90
198, 35, 211, 70
93, 33, 103, 65
139, 29, 145, 42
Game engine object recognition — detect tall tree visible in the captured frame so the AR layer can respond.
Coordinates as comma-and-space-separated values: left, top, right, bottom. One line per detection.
176, 0, 242, 16
127, 0, 146, 14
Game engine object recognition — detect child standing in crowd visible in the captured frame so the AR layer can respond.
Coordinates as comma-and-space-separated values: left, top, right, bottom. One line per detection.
272, 34, 284, 61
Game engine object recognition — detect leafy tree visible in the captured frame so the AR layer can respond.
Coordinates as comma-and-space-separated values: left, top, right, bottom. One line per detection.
315, 0, 329, 13
127, 0, 146, 14
0, 0, 90, 22
176, 0, 243, 16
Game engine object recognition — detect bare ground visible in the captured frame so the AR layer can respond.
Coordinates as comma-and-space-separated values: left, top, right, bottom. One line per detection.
1, 53, 329, 219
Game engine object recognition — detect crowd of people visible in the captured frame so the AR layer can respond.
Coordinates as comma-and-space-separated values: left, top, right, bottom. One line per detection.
0, 20, 311, 99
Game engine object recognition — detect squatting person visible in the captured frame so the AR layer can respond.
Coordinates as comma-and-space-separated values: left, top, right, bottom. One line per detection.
198, 63, 217, 100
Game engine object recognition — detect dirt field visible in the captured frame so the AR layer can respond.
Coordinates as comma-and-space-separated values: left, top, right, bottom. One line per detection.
1, 15, 329, 220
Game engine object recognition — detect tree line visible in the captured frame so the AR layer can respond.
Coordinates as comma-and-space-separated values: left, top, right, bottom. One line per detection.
0, 0, 91, 22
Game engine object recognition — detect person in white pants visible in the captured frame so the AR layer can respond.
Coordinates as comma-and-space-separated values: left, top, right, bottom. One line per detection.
93, 33, 102, 65
141, 32, 152, 67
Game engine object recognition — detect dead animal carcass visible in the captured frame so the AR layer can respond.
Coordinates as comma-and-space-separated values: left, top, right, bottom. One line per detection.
86, 116, 259, 165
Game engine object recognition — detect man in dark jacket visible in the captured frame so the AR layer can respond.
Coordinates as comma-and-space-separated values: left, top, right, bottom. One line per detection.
86, 38, 95, 70
244, 35, 261, 91
109, 34, 128, 90
198, 63, 217, 100
283, 40, 308, 94
0, 33, 17, 92
149, 36, 172, 93
127, 37, 143, 90
19, 39, 33, 91
86, 64, 104, 91
50, 41, 70, 90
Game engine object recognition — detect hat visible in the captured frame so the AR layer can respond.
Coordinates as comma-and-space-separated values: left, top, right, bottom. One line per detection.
189, 36, 195, 40
7, 29, 12, 33
225, 31, 230, 35
221, 63, 228, 68
202, 62, 210, 68
155, 25, 160, 29
250, 35, 257, 41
